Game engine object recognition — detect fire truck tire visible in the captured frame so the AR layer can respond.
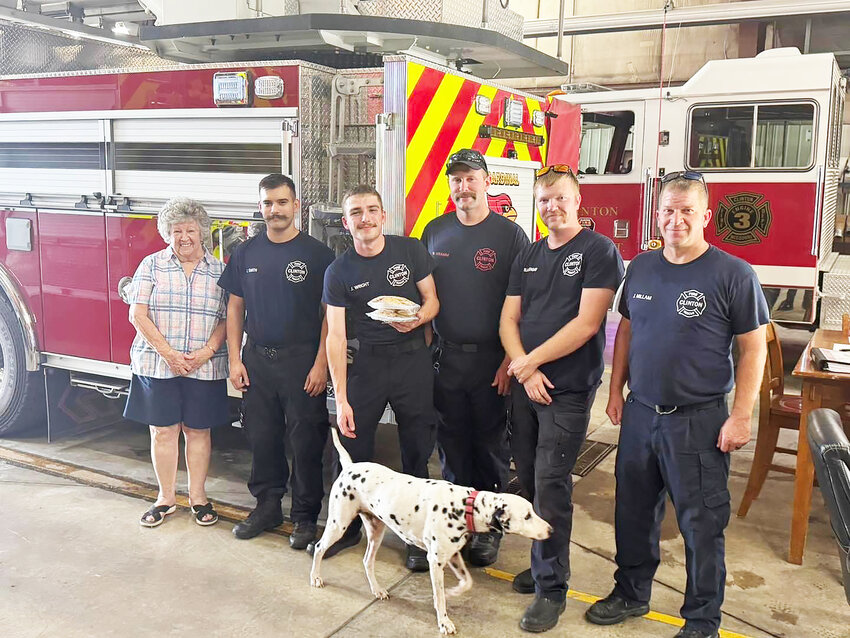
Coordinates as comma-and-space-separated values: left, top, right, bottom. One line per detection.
0, 295, 45, 436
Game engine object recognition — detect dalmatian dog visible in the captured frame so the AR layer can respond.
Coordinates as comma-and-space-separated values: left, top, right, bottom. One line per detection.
310, 428, 552, 635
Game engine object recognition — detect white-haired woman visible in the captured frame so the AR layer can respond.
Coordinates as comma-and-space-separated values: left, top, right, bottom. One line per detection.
125, 197, 228, 527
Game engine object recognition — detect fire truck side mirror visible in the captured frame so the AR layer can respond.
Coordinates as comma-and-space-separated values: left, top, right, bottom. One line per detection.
118, 277, 133, 304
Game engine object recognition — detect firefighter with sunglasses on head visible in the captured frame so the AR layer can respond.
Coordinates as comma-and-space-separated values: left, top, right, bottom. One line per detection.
420, 149, 530, 568
500, 164, 624, 633
585, 171, 768, 638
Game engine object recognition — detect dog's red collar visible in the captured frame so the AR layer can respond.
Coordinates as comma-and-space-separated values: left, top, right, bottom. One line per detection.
464, 491, 480, 533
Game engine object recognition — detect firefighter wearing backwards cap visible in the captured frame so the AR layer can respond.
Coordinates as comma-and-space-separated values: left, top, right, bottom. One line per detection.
420, 149, 530, 567
318, 184, 439, 571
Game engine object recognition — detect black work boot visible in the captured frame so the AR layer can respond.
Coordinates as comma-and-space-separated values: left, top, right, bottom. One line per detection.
585, 591, 650, 625
467, 531, 501, 567
306, 525, 362, 558
289, 521, 317, 550
232, 503, 284, 540
520, 595, 566, 633
674, 626, 719, 638
513, 568, 534, 594
405, 544, 429, 572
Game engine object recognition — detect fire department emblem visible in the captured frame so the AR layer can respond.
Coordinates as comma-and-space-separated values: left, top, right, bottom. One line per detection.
285, 260, 308, 283
562, 252, 583, 277
387, 263, 410, 287
676, 289, 706, 318
714, 192, 772, 246
474, 248, 497, 272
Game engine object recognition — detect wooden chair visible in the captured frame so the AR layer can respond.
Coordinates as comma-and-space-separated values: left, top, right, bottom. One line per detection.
737, 322, 803, 517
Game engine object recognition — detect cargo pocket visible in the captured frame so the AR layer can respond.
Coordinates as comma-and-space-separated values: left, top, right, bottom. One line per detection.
698, 450, 730, 509
543, 412, 587, 470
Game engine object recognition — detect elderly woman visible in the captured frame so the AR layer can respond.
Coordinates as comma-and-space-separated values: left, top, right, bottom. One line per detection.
124, 197, 228, 528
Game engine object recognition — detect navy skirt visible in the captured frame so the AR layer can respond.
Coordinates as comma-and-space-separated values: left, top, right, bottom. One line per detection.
124, 375, 230, 429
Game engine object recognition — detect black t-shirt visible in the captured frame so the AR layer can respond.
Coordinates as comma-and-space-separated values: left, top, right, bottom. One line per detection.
421, 212, 529, 345
217, 231, 334, 347
619, 246, 769, 406
507, 229, 624, 392
322, 235, 434, 346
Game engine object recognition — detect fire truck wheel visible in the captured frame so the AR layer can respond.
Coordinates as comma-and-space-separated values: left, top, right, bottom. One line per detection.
0, 295, 45, 436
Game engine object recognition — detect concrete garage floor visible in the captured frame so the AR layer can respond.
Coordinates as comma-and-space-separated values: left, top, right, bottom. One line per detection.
1, 319, 849, 637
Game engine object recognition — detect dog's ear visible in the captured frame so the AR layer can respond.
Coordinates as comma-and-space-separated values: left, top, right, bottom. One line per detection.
489, 505, 508, 533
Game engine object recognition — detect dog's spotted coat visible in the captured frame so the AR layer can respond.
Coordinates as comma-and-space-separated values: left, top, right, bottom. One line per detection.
310, 429, 552, 635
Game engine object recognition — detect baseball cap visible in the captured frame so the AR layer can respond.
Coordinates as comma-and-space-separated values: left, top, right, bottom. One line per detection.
445, 148, 488, 175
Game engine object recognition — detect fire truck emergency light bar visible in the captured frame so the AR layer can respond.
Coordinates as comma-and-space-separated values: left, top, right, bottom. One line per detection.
479, 125, 544, 147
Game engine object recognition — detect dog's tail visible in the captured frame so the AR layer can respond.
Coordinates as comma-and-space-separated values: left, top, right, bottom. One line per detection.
330, 427, 353, 469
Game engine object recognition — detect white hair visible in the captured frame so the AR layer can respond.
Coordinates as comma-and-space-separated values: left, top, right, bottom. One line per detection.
156, 197, 211, 244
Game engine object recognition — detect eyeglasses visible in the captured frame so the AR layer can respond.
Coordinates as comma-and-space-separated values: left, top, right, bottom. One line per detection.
447, 149, 484, 164
535, 164, 575, 179
660, 170, 705, 186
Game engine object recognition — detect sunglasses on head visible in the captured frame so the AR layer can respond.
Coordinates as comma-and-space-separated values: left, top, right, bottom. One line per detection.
535, 164, 575, 179
660, 170, 705, 185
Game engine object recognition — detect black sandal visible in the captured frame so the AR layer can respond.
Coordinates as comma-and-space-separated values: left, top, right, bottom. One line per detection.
140, 504, 176, 528
192, 502, 218, 526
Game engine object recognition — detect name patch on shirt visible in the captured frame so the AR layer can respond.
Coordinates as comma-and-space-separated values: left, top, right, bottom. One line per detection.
676, 289, 707, 318
246, 267, 258, 273
633, 293, 652, 301
433, 251, 450, 258
523, 266, 538, 273
351, 281, 370, 291
562, 252, 583, 277
387, 263, 410, 287
285, 260, 308, 283
474, 248, 497, 272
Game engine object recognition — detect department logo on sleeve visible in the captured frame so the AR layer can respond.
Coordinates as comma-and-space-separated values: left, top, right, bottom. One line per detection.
285, 260, 308, 283
387, 263, 411, 287
676, 289, 706, 318
474, 248, 497, 272
562, 252, 583, 277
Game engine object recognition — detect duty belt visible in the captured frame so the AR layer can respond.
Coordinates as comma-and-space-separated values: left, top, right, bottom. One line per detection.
246, 338, 316, 361
631, 393, 726, 415
440, 339, 503, 354
358, 334, 426, 356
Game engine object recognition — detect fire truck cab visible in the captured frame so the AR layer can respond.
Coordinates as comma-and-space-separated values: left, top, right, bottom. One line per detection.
562, 48, 847, 325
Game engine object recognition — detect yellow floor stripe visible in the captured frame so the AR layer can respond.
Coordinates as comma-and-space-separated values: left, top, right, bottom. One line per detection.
483, 568, 755, 638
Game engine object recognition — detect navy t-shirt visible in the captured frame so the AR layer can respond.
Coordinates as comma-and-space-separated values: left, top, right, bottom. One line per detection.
217, 231, 334, 347
421, 212, 529, 345
619, 246, 769, 406
507, 229, 624, 392
322, 235, 434, 346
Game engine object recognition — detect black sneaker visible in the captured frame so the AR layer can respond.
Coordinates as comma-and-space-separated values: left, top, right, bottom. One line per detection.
467, 532, 501, 567
520, 595, 566, 633
232, 505, 284, 540
405, 544, 429, 572
306, 526, 362, 558
513, 568, 534, 594
289, 521, 317, 550
585, 591, 649, 625
674, 627, 719, 638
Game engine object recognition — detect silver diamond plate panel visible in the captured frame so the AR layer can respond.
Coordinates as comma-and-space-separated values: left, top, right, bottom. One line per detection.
298, 65, 334, 231
820, 254, 850, 330
0, 20, 178, 76
354, 0, 522, 41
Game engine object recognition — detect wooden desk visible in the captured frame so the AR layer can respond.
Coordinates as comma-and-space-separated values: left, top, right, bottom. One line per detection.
789, 329, 850, 564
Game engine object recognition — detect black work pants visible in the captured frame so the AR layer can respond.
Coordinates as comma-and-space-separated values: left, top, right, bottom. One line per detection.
340, 344, 436, 477
510, 383, 595, 601
613, 394, 730, 634
434, 347, 509, 491
241, 344, 329, 523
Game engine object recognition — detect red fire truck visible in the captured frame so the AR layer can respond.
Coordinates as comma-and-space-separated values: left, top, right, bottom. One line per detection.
0, 55, 572, 436
560, 48, 848, 325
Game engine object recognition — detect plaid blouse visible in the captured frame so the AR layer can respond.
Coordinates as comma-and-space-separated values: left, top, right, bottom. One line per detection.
128, 247, 228, 380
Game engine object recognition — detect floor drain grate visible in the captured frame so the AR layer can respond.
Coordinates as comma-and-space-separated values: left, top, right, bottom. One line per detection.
506, 439, 617, 494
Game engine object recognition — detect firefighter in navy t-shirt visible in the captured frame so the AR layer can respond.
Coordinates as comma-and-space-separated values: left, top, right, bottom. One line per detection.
320, 184, 439, 571
585, 172, 769, 638
420, 149, 530, 568
501, 166, 624, 633
218, 173, 335, 549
